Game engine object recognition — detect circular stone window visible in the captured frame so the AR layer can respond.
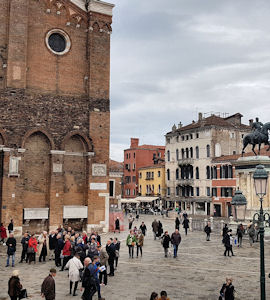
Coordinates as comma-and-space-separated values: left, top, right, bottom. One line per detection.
45, 29, 71, 55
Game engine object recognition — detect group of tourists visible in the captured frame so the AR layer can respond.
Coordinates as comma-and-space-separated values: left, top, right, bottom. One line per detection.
150, 290, 170, 300
3, 220, 123, 300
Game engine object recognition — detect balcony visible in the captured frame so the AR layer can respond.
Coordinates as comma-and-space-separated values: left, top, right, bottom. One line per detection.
178, 158, 194, 165
176, 178, 194, 186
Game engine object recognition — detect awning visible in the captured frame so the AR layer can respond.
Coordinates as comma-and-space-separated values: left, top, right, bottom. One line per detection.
135, 196, 159, 203
120, 198, 140, 204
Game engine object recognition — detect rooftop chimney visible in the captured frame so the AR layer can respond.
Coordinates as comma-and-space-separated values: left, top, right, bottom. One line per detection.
130, 138, 139, 148
178, 122, 182, 129
198, 112, 203, 121
249, 119, 253, 126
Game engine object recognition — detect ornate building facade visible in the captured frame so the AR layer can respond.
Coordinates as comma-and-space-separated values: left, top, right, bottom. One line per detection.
0, 0, 114, 234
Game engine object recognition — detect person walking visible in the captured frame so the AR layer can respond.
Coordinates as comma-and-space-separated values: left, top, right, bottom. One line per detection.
114, 217, 120, 233
136, 230, 144, 258
106, 239, 116, 277
0, 222, 7, 244
128, 215, 134, 230
247, 223, 255, 246
229, 231, 235, 256
152, 219, 159, 240
66, 253, 83, 296
113, 237, 120, 269
61, 235, 72, 271
161, 231, 171, 258
28, 234, 38, 264
236, 224, 244, 247
139, 222, 147, 236
41, 268, 57, 300
126, 230, 137, 259
38, 231, 49, 262
171, 229, 181, 258
222, 224, 229, 241
157, 221, 163, 239
8, 219, 14, 234
175, 217, 180, 230
98, 245, 108, 286
6, 233, 16, 267
182, 217, 189, 235
223, 231, 231, 257
204, 222, 211, 241
219, 277, 235, 300
81, 257, 97, 300
8, 270, 23, 300
20, 233, 29, 263
48, 231, 57, 260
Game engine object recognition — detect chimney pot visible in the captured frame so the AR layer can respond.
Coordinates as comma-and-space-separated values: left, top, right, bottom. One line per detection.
198, 112, 203, 121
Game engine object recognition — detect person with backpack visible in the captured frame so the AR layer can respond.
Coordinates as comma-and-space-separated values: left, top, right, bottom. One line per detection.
81, 257, 97, 300
204, 222, 212, 241
161, 231, 171, 258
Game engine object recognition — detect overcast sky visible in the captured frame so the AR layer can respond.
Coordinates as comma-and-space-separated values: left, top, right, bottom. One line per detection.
109, 0, 270, 162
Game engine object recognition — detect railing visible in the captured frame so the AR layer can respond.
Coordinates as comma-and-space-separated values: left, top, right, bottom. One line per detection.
176, 178, 194, 185
178, 158, 194, 165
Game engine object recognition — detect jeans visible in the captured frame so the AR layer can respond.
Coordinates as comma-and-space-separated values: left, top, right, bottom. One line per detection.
6, 254, 15, 266
128, 245, 134, 258
173, 244, 178, 257
96, 279, 101, 298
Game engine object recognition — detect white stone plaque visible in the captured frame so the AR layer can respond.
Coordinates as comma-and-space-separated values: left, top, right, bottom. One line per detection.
90, 183, 107, 190
53, 163, 63, 173
92, 164, 107, 177
9, 157, 19, 175
63, 206, 88, 219
24, 208, 49, 220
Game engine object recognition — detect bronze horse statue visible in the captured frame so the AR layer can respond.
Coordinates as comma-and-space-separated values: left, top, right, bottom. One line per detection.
242, 122, 270, 156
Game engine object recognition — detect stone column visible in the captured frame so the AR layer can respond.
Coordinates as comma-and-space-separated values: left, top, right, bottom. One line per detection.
189, 217, 193, 232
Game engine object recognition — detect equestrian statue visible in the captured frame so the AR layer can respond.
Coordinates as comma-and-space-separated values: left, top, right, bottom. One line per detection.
242, 117, 270, 156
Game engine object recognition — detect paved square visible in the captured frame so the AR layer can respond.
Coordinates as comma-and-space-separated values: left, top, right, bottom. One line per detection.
0, 215, 269, 300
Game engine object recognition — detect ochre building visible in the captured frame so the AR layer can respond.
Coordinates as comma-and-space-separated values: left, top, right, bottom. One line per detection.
0, 0, 114, 234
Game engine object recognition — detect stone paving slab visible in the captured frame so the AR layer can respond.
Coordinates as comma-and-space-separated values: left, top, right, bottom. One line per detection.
0, 215, 269, 299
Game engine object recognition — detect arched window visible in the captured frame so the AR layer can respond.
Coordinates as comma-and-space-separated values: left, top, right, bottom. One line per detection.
228, 165, 233, 178
181, 148, 185, 159
213, 166, 217, 179
176, 168, 179, 180
206, 166, 210, 179
206, 145, 210, 158
176, 149, 179, 161
196, 167, 199, 179
224, 165, 229, 178
167, 150, 170, 162
190, 165, 194, 179
167, 169, 170, 181
190, 147, 193, 158
196, 146, 199, 159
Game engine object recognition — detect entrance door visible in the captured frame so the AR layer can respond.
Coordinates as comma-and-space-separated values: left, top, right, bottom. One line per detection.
207, 203, 210, 215
214, 204, 221, 217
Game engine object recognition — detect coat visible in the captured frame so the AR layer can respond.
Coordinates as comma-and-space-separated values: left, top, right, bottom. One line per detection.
0, 225, 7, 239
62, 240, 71, 256
220, 283, 235, 300
66, 256, 83, 283
204, 225, 211, 235
137, 234, 144, 247
152, 221, 159, 233
8, 276, 22, 297
6, 237, 16, 255
21, 236, 29, 251
38, 234, 49, 257
182, 218, 189, 229
115, 219, 120, 230
162, 235, 171, 249
99, 247, 109, 266
41, 275, 55, 300
28, 237, 38, 252
175, 218, 180, 229
171, 232, 181, 246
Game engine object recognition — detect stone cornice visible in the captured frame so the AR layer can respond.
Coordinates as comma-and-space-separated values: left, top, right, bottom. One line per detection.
70, 0, 114, 16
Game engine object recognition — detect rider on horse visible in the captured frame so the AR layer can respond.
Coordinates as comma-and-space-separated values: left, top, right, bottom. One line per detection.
251, 117, 264, 140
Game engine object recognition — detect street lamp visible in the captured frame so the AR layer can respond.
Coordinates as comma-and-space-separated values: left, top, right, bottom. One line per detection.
253, 164, 269, 300
231, 189, 247, 221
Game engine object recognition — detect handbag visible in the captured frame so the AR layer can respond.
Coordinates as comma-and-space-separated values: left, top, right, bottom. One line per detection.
19, 288, 27, 299
27, 247, 34, 254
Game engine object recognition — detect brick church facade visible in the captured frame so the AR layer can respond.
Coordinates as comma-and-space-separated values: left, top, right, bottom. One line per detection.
0, 0, 114, 234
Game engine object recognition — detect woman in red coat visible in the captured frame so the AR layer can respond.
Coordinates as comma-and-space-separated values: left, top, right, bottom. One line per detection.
28, 234, 38, 264
0, 223, 7, 244
61, 235, 71, 271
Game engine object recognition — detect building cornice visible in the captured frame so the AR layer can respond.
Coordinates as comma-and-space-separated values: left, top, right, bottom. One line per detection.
70, 0, 114, 16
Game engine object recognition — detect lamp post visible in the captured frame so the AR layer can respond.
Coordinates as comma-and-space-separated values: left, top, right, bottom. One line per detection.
253, 165, 269, 300
231, 189, 247, 221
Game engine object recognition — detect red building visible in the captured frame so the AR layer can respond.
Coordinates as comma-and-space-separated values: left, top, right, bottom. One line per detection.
123, 138, 165, 198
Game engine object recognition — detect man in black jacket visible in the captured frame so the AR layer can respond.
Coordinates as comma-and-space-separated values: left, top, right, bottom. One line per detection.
8, 219, 14, 233
6, 233, 16, 267
20, 232, 29, 263
81, 257, 96, 300
106, 240, 115, 276
54, 234, 64, 267
171, 229, 181, 258
162, 231, 171, 257
49, 231, 57, 261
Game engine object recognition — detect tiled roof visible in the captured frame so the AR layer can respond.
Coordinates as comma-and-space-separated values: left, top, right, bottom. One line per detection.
134, 145, 165, 150
109, 159, 124, 172
167, 114, 250, 135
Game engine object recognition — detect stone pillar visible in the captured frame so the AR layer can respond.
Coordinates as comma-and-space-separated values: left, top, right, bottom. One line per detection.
193, 202, 196, 215
99, 192, 109, 233
49, 151, 65, 231
204, 202, 207, 215
189, 217, 193, 232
